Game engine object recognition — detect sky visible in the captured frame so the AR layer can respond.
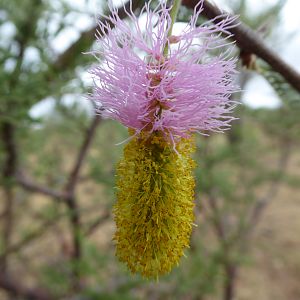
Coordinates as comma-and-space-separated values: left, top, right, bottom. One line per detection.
29, 0, 300, 118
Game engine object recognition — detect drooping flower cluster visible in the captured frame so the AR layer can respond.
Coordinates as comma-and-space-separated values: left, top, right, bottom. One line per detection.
115, 131, 196, 278
90, 0, 238, 278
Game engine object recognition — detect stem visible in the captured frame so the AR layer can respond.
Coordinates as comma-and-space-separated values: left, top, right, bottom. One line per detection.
0, 122, 17, 272
63, 116, 100, 291
182, 0, 300, 93
0, 272, 53, 300
223, 264, 237, 300
168, 0, 182, 37
163, 0, 182, 56
66, 195, 81, 291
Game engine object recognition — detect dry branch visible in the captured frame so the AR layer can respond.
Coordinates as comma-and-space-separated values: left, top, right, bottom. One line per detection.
182, 0, 300, 93
0, 272, 53, 300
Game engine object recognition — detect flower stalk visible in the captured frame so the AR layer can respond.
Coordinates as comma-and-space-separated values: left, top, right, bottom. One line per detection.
163, 0, 182, 56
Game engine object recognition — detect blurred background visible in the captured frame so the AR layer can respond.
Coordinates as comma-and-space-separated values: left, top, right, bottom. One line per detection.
0, 0, 300, 299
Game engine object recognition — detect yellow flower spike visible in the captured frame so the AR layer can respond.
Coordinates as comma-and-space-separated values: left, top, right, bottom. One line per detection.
113, 131, 196, 278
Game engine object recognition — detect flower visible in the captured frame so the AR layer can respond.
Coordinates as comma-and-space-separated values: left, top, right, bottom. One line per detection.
90, 0, 238, 278
114, 131, 196, 278
90, 0, 238, 143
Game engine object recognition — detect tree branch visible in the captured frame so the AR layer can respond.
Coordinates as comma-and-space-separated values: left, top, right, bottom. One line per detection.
0, 272, 53, 300
63, 115, 101, 290
84, 211, 110, 237
0, 203, 108, 261
182, 0, 300, 93
0, 216, 59, 260
14, 116, 102, 202
247, 138, 291, 233
9, 116, 101, 291
64, 116, 101, 194
206, 191, 238, 300
1, 122, 17, 271
53, 0, 145, 72
15, 172, 66, 200
207, 192, 226, 241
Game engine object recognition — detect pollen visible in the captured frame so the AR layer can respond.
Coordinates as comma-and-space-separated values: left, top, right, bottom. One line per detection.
113, 131, 196, 278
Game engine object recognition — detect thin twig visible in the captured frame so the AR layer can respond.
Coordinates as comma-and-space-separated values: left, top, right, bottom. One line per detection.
53, 0, 145, 72
207, 192, 226, 241
0, 203, 110, 260
182, 0, 300, 93
246, 138, 291, 235
15, 172, 66, 200
64, 116, 101, 194
207, 191, 238, 300
0, 122, 17, 271
63, 115, 101, 290
0, 218, 59, 260
0, 272, 53, 300
84, 211, 110, 237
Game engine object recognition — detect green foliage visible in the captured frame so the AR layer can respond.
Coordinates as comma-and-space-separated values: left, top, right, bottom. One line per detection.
172, 244, 223, 299
0, 0, 299, 299
41, 263, 71, 296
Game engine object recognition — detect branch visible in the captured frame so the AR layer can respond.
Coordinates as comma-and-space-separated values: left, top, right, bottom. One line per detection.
1, 122, 17, 271
15, 116, 102, 201
15, 172, 66, 200
64, 116, 101, 195
9, 116, 101, 290
53, 0, 144, 72
0, 217, 59, 260
247, 139, 291, 232
0, 203, 108, 260
84, 211, 110, 237
10, 115, 101, 291
206, 191, 238, 300
207, 192, 226, 241
182, 0, 300, 93
0, 272, 53, 300
63, 115, 101, 290
229, 138, 292, 249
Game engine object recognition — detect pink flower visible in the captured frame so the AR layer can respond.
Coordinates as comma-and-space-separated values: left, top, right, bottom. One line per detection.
90, 1, 238, 142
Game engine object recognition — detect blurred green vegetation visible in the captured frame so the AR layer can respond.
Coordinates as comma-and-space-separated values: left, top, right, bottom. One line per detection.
0, 0, 300, 299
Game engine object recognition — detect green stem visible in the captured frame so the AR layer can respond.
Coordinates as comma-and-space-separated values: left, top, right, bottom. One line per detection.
163, 0, 182, 57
